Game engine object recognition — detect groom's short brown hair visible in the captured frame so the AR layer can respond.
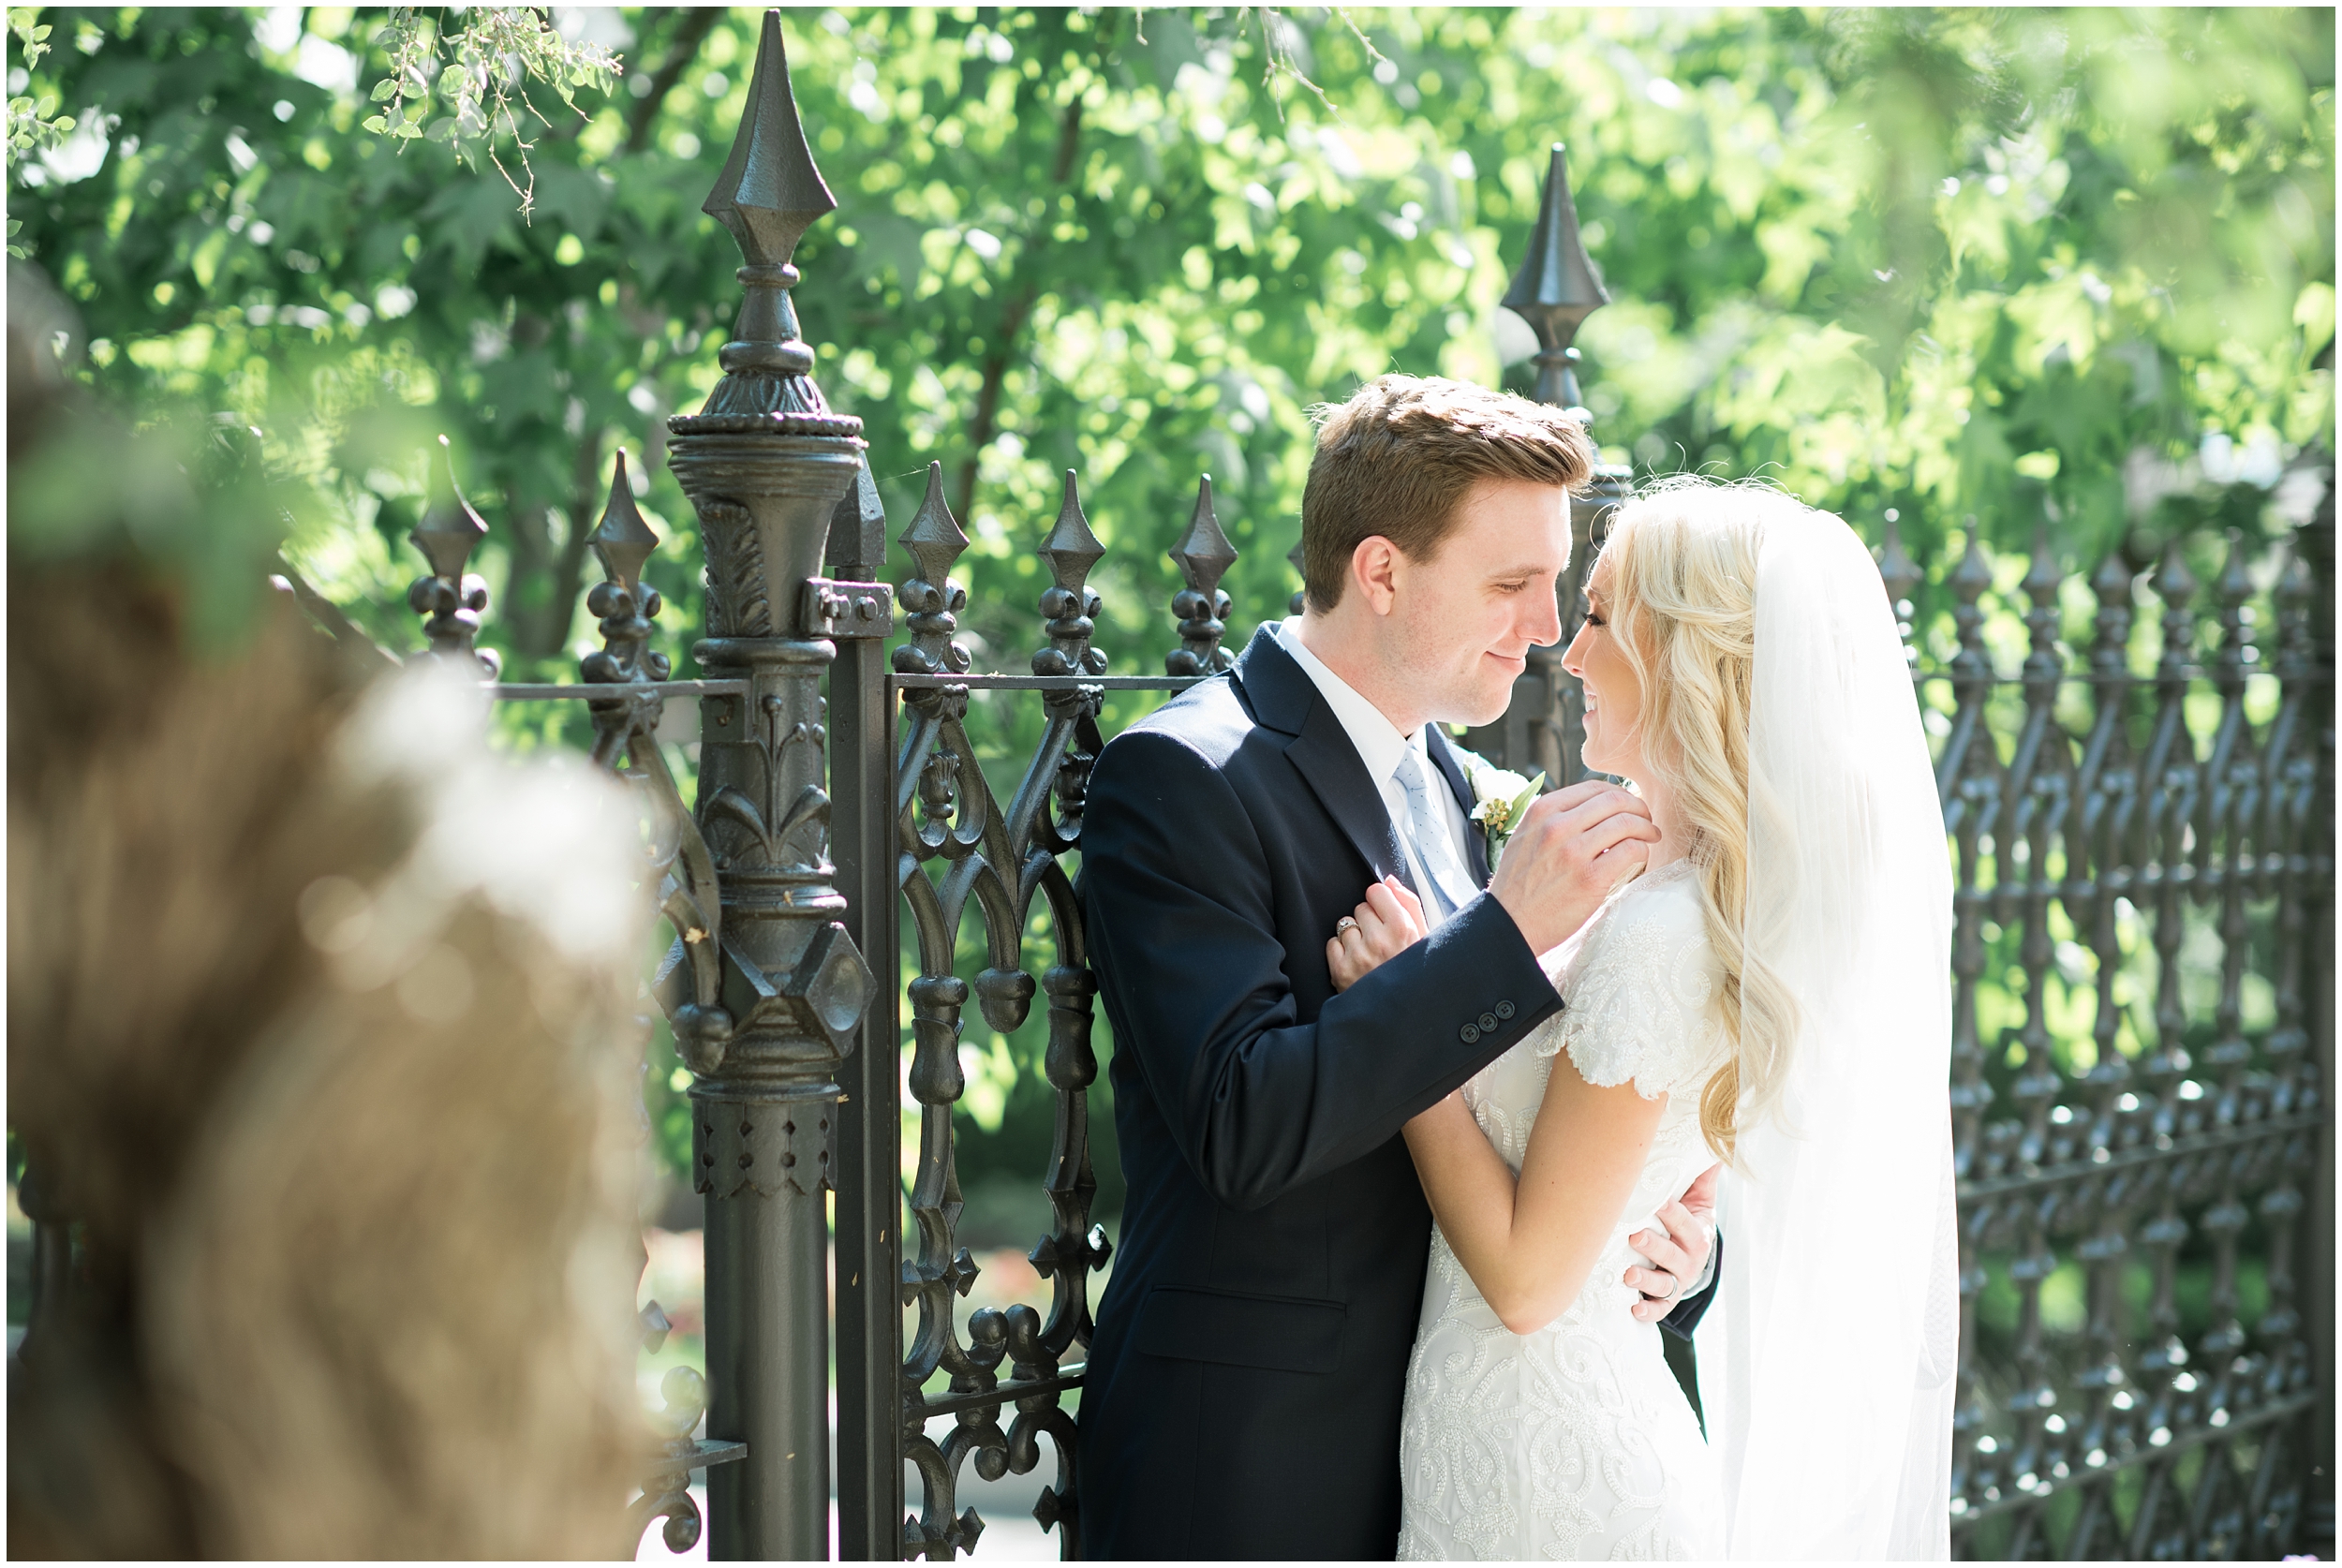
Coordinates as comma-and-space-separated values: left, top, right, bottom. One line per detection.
1299, 375, 1595, 613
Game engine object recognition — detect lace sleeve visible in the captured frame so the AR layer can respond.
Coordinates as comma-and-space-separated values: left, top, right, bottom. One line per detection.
1536, 880, 1725, 1101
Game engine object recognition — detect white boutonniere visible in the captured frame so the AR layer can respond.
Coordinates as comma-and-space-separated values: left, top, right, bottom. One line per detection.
1463, 753, 1546, 870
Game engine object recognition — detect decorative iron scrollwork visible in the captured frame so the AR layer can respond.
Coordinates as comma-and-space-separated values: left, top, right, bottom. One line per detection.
630, 1366, 749, 1555
893, 466, 1122, 1561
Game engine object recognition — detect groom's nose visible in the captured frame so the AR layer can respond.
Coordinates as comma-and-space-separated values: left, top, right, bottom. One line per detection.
1520, 580, 1564, 649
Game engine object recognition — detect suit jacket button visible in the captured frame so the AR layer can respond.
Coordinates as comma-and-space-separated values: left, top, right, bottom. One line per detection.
1478, 1012, 1499, 1032
1460, 1024, 1481, 1044
1495, 1000, 1516, 1021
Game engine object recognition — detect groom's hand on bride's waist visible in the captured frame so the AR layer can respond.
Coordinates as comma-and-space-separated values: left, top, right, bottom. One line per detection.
1487, 780, 1660, 954
1625, 1162, 1721, 1321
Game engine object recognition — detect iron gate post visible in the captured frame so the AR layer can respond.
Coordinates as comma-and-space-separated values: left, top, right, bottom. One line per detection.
832, 458, 906, 1561
665, 14, 877, 1559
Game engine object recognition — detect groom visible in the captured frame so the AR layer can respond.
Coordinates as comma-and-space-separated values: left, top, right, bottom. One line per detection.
1076, 376, 1718, 1561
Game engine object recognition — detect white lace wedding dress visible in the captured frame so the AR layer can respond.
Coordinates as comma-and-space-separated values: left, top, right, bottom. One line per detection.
1398, 859, 1730, 1561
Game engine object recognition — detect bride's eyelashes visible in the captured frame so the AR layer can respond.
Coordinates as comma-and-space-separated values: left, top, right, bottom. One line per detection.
1583, 610, 1607, 629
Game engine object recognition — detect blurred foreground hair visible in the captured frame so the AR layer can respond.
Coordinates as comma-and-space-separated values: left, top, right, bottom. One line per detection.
7, 268, 651, 1558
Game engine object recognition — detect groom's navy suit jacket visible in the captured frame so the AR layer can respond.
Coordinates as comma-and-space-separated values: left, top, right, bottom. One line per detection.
1075, 628, 1713, 1561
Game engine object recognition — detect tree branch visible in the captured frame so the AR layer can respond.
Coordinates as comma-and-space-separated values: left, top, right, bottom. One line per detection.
953, 91, 1085, 525
626, 8, 723, 155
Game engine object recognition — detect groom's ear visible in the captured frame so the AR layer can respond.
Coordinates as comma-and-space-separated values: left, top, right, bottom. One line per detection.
1352, 535, 1402, 616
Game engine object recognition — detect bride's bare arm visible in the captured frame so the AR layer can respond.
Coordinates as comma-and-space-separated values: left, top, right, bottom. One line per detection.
1330, 874, 1677, 1333
1401, 1060, 1665, 1337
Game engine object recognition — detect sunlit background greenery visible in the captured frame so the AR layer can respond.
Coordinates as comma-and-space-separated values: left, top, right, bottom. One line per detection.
8, 5, 2333, 1467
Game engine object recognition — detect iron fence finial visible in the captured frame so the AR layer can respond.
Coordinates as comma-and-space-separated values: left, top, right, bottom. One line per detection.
407, 436, 499, 678
896, 461, 972, 677
1167, 474, 1238, 675
2024, 517, 2060, 604
704, 11, 837, 273
1948, 524, 1994, 690
582, 450, 672, 697
1037, 470, 1108, 679
589, 449, 659, 594
2156, 537, 2199, 607
2275, 540, 2315, 654
2090, 548, 2136, 678
695, 8, 841, 419
1040, 469, 1106, 596
1502, 144, 1608, 411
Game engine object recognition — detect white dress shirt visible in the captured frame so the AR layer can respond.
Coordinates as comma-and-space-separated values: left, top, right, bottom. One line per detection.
1273, 619, 1475, 925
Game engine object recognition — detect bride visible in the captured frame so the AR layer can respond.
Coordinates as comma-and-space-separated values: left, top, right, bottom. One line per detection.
1330, 479, 1959, 1560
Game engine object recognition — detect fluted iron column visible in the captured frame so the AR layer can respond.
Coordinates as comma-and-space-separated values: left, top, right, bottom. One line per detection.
1468, 143, 1620, 785
666, 13, 877, 1559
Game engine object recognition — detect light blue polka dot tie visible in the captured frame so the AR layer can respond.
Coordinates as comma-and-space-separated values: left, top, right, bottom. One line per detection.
1394, 745, 1479, 925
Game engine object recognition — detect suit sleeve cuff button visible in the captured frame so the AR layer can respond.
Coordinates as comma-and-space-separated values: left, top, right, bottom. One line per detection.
1477, 1012, 1499, 1031
1460, 1024, 1481, 1044
1494, 999, 1515, 1020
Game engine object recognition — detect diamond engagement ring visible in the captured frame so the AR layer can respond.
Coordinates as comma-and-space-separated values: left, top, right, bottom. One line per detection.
1335, 917, 1359, 936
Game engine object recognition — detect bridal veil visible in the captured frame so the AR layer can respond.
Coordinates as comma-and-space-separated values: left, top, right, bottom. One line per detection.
1697, 499, 1958, 1558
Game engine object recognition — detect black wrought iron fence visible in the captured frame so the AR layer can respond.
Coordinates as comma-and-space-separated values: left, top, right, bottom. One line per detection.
1915, 511, 2335, 1560
19, 11, 2330, 1564
824, 439, 2335, 1564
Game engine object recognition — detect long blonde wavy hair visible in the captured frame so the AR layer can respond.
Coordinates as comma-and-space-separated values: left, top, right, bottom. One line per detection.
1596, 477, 1801, 1163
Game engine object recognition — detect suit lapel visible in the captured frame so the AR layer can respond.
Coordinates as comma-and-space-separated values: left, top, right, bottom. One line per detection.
1285, 700, 1414, 893
1232, 628, 1416, 896
1426, 726, 1492, 887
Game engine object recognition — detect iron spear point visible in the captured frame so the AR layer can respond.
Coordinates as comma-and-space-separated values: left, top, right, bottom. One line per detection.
1502, 143, 1608, 411
589, 450, 660, 593
695, 8, 840, 418
1036, 470, 1108, 678
410, 437, 488, 583
406, 436, 499, 677
704, 10, 836, 273
1167, 475, 1238, 676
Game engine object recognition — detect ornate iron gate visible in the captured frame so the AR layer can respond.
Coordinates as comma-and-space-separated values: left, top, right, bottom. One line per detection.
22, 12, 2320, 1562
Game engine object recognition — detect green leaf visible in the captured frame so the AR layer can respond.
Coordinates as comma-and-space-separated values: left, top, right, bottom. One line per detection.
1506, 775, 1545, 827
363, 115, 387, 133
371, 79, 397, 102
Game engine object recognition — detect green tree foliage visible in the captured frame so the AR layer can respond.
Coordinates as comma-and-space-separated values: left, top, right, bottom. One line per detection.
10, 6, 2331, 1190
13, 7, 2332, 674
